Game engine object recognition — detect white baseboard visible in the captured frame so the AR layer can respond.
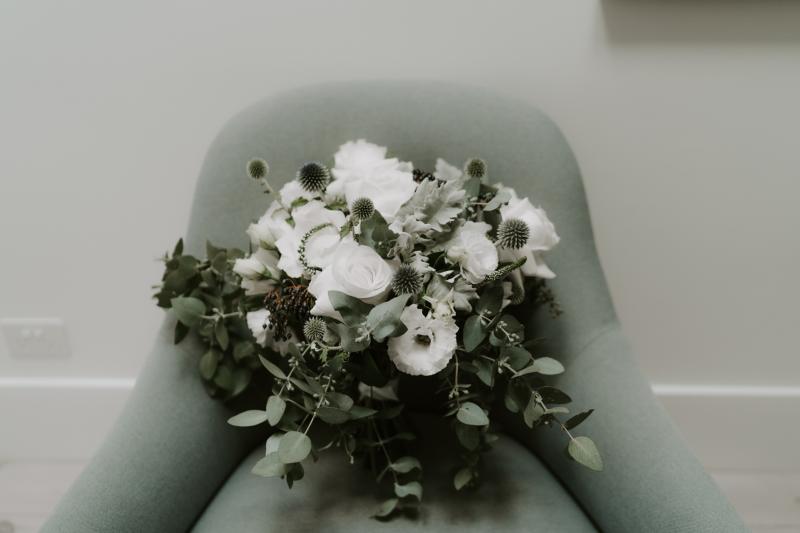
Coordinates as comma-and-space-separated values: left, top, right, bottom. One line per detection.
1, 379, 798, 472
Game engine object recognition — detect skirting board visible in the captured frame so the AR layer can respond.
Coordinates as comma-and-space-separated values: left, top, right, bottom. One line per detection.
0, 379, 798, 472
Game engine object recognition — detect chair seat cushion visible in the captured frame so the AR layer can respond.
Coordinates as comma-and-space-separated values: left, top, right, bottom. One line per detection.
192, 430, 596, 532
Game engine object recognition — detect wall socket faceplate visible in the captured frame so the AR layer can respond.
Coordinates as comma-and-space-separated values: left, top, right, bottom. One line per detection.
1, 318, 70, 359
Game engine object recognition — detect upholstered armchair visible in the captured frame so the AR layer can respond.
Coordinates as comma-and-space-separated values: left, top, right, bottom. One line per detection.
43, 82, 746, 532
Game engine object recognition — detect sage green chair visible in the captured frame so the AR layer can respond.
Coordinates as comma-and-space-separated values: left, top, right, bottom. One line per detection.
43, 82, 747, 532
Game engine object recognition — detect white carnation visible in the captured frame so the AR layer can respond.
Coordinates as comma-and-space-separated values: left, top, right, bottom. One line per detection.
445, 221, 499, 284
246, 201, 290, 249
245, 309, 292, 355
499, 197, 560, 279
307, 240, 396, 320
279, 180, 318, 207
387, 305, 458, 376
233, 248, 280, 285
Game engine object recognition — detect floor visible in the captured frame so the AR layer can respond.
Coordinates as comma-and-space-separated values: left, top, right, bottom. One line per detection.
1, 461, 797, 532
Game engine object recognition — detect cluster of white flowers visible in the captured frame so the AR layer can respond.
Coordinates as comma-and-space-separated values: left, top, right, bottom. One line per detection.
237, 140, 560, 376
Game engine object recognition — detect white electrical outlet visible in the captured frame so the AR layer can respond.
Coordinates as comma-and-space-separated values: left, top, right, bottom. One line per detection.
1, 318, 70, 359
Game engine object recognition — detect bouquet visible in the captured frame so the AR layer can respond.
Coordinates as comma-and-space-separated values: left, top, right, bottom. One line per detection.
154, 140, 601, 519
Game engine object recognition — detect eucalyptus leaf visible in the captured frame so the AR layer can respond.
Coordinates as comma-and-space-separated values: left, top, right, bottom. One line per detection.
251, 452, 287, 477
523, 397, 545, 428
567, 436, 603, 471
199, 349, 218, 380
564, 409, 594, 430
463, 315, 488, 352
170, 296, 206, 328
228, 410, 269, 427
456, 402, 490, 426
329, 290, 371, 327
278, 431, 312, 464
394, 481, 423, 500
533, 356, 565, 376
390, 456, 421, 474
317, 406, 350, 424
259, 355, 286, 380
373, 498, 399, 519
265, 395, 286, 426
215, 320, 229, 350
453, 467, 473, 490
366, 293, 410, 342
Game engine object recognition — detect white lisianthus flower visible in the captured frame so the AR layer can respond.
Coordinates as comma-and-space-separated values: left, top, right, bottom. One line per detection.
329, 139, 416, 221
279, 180, 318, 207
233, 248, 280, 286
445, 221, 499, 284
307, 240, 396, 320
275, 200, 346, 278
499, 197, 560, 279
387, 305, 458, 376
245, 309, 293, 354
246, 201, 291, 249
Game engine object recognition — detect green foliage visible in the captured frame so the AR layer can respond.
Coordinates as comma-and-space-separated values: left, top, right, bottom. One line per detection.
456, 402, 490, 426
567, 436, 603, 471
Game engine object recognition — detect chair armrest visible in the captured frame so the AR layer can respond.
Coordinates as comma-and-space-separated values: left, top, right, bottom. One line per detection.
41, 317, 264, 532
502, 322, 748, 532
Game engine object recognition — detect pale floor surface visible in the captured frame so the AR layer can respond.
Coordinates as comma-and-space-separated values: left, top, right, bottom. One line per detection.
0, 461, 797, 532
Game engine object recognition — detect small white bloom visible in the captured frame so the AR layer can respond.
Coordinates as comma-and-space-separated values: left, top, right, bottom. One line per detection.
246, 309, 293, 355
307, 240, 396, 320
246, 201, 291, 249
275, 200, 346, 278
233, 248, 280, 281
499, 197, 560, 279
329, 139, 416, 221
387, 305, 458, 376
445, 221, 499, 284
434, 158, 463, 181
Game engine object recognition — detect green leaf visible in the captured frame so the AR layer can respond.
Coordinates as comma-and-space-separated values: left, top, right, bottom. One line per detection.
474, 358, 495, 387
327, 392, 354, 411
278, 431, 312, 464
454, 467, 473, 490
199, 349, 218, 380
329, 290, 372, 327
227, 410, 269, 427
332, 322, 370, 353
475, 285, 504, 316
317, 406, 350, 424
538, 386, 572, 405
259, 355, 286, 380
523, 397, 545, 428
170, 296, 206, 328
359, 211, 397, 257
462, 315, 488, 352
484, 188, 512, 211
215, 320, 229, 350
349, 406, 378, 419
172, 238, 184, 256
390, 456, 421, 474
251, 453, 287, 477
394, 481, 423, 500
503, 346, 532, 370
265, 395, 286, 426
174, 321, 189, 344
533, 356, 565, 375
233, 342, 255, 362
564, 409, 594, 430
567, 436, 603, 471
456, 402, 489, 426
373, 498, 399, 519
366, 293, 410, 342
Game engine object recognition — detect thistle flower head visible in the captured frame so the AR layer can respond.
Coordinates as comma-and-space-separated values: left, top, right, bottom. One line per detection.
246, 158, 269, 179
303, 317, 326, 342
392, 264, 423, 295
497, 218, 530, 249
297, 162, 330, 192
464, 158, 487, 179
350, 197, 375, 221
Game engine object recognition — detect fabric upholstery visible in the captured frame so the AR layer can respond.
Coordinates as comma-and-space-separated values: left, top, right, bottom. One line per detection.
43, 81, 747, 532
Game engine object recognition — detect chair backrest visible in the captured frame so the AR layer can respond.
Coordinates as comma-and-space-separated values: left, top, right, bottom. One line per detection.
186, 81, 617, 366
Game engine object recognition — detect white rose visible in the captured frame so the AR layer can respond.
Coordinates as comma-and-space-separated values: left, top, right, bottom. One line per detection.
445, 221, 499, 284
233, 248, 280, 280
246, 201, 290, 249
329, 139, 416, 221
434, 158, 463, 181
387, 305, 458, 376
307, 240, 396, 320
275, 200, 346, 278
499, 197, 560, 279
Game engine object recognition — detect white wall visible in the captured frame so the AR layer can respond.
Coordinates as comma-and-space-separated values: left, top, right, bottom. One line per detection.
1, 2, 798, 387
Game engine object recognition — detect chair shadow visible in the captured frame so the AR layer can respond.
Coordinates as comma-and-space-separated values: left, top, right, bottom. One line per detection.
600, 0, 800, 45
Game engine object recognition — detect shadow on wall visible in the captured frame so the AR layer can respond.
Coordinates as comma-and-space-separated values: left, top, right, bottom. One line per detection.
600, 0, 800, 44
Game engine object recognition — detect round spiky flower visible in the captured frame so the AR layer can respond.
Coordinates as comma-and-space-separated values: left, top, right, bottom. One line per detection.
351, 197, 375, 221
303, 317, 326, 342
392, 264, 423, 295
246, 158, 269, 179
297, 162, 330, 192
464, 158, 487, 179
497, 218, 530, 249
